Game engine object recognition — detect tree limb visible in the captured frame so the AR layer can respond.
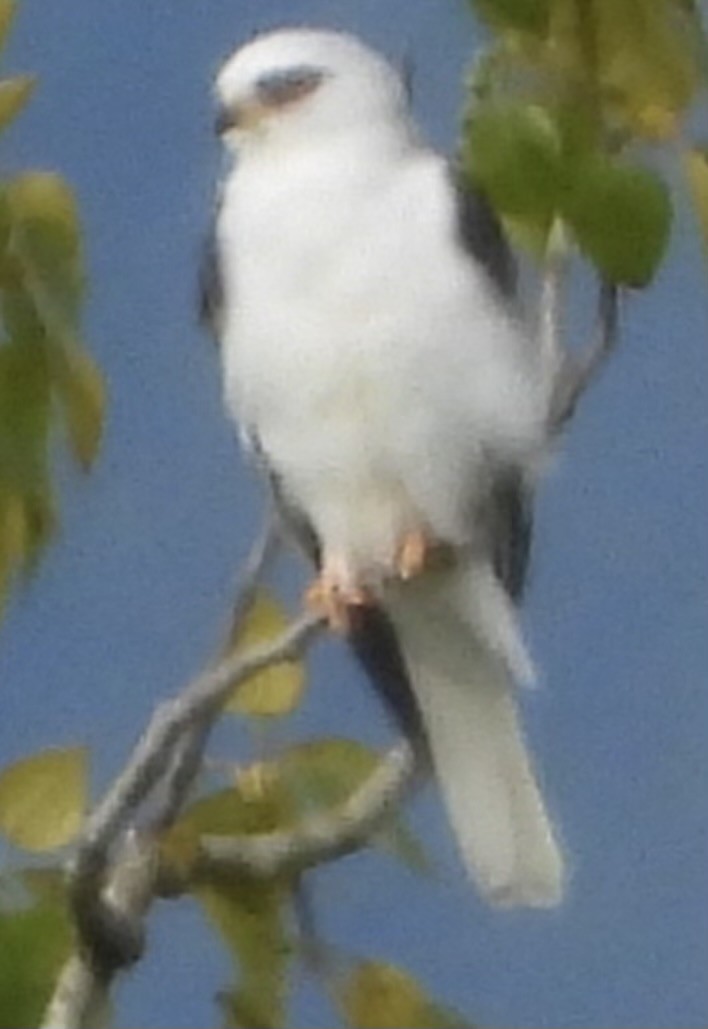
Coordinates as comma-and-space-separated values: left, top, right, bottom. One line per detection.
549, 279, 619, 432
187, 740, 416, 882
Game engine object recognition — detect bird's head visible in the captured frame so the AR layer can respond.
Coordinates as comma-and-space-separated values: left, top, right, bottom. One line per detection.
214, 28, 411, 152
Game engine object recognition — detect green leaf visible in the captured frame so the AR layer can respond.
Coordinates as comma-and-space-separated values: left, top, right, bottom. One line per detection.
0, 746, 88, 851
0, 883, 73, 1029
197, 880, 290, 1029
0, 75, 35, 133
472, 0, 549, 36
592, 0, 698, 138
53, 343, 105, 471
683, 147, 708, 256
0, 338, 55, 599
6, 172, 84, 339
0, 0, 16, 54
463, 101, 563, 232
563, 156, 671, 285
340, 961, 472, 1029
0, 338, 51, 493
174, 776, 295, 838
161, 772, 296, 883
226, 589, 305, 718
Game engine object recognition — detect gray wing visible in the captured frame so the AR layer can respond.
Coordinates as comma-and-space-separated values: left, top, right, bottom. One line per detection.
451, 168, 533, 600
198, 201, 225, 343
450, 167, 517, 300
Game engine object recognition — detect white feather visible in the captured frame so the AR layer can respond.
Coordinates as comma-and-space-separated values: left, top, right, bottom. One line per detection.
386, 560, 563, 906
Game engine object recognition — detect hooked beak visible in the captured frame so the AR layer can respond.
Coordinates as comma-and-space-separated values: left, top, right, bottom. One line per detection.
214, 100, 270, 138
214, 103, 242, 137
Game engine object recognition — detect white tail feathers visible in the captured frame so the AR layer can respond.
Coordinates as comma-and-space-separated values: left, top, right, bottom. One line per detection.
386, 561, 564, 907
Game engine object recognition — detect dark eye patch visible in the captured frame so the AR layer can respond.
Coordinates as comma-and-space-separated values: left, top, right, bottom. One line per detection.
255, 65, 325, 106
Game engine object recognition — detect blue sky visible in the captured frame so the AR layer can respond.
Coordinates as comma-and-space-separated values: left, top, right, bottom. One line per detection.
2, 2, 707, 1026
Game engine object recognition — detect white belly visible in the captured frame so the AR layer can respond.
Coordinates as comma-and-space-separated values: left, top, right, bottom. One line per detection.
218, 149, 547, 577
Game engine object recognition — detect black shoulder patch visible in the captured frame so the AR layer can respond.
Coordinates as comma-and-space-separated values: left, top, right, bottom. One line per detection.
450, 169, 517, 300
198, 224, 224, 343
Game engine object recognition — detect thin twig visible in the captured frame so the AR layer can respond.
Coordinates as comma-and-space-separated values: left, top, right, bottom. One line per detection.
549, 279, 619, 431
151, 517, 280, 832
228, 510, 280, 627
190, 741, 416, 880
76, 610, 322, 875
538, 223, 568, 389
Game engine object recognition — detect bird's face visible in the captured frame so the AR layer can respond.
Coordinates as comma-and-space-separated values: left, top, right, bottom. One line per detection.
214, 28, 408, 152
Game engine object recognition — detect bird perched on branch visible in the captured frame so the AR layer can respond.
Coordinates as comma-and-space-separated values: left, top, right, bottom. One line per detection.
201, 27, 564, 906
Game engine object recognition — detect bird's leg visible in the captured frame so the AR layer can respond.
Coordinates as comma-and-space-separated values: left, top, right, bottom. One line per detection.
305, 553, 374, 633
395, 528, 433, 580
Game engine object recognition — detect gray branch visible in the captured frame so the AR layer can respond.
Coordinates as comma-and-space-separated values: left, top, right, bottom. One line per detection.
189, 740, 416, 880
549, 278, 620, 432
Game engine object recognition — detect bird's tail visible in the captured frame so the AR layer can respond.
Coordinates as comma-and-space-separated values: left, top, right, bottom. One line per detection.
385, 559, 564, 907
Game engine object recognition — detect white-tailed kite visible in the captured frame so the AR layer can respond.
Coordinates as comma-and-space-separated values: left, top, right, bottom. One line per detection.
201, 27, 563, 906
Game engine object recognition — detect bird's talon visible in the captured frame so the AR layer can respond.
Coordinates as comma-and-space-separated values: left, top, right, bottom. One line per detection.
396, 529, 432, 580
305, 572, 373, 633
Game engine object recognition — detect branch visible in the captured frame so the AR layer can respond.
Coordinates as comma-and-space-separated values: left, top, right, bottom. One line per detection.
151, 516, 280, 833
47, 608, 322, 1028
75, 610, 322, 882
186, 740, 416, 882
42, 956, 108, 1029
538, 223, 567, 389
43, 832, 156, 1029
46, 522, 319, 1029
549, 279, 620, 432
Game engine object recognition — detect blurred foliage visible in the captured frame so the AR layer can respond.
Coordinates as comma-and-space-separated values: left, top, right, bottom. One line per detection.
225, 588, 307, 717
339, 960, 472, 1029
463, 0, 708, 280
0, 745, 87, 852
0, 0, 105, 618
0, 869, 73, 1029
684, 147, 708, 255
199, 878, 290, 1029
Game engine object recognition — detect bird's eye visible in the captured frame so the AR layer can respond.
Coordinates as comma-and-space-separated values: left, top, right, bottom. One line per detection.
255, 66, 324, 107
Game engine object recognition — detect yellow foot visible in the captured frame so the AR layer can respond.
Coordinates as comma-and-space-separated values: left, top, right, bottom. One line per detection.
395, 529, 433, 581
305, 559, 373, 633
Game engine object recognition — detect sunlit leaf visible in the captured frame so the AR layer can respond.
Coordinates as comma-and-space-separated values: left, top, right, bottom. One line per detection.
52, 343, 105, 470
0, 0, 16, 54
0, 338, 51, 492
0, 746, 88, 851
6, 172, 84, 337
683, 147, 708, 256
340, 961, 472, 1029
592, 0, 697, 137
463, 101, 563, 229
226, 589, 305, 717
0, 75, 35, 133
197, 879, 290, 1029
176, 776, 294, 837
0, 882, 72, 1029
472, 0, 549, 36
0, 493, 27, 570
563, 156, 671, 285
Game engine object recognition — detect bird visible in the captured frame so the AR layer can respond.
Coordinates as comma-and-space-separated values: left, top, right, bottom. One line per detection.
201, 26, 564, 907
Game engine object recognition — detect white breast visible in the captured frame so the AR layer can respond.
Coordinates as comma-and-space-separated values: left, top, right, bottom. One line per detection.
217, 142, 547, 575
